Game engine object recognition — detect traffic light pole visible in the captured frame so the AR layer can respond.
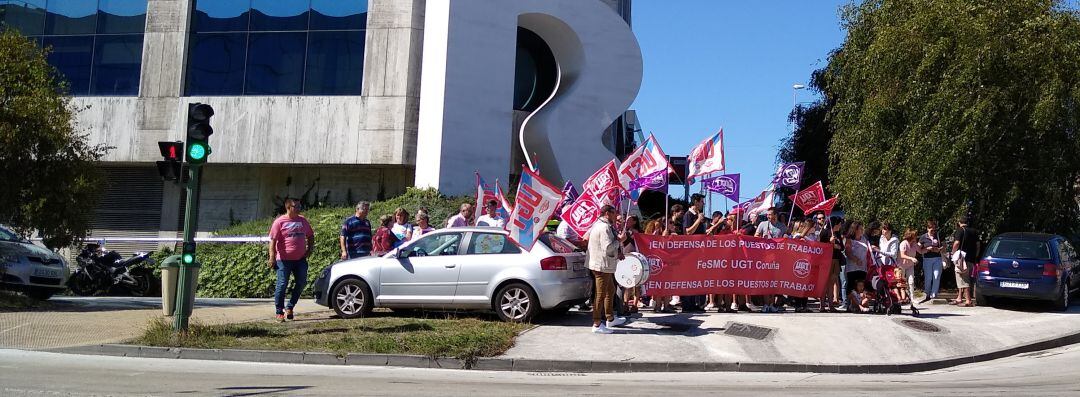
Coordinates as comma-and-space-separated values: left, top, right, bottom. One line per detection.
174, 164, 202, 332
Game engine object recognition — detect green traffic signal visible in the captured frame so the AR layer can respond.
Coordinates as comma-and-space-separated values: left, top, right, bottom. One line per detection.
182, 253, 194, 264
188, 142, 208, 162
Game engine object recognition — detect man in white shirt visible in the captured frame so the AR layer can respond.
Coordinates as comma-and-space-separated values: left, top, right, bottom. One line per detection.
446, 203, 474, 228
587, 205, 625, 334
476, 200, 506, 228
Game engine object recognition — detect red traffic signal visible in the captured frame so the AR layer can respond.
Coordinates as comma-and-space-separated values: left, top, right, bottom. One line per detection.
158, 141, 184, 161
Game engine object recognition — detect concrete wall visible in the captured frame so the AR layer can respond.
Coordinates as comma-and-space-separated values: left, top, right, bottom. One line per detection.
68, 0, 426, 235
414, 0, 642, 195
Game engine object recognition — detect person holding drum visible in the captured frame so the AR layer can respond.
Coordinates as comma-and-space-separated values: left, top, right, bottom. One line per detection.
588, 205, 626, 334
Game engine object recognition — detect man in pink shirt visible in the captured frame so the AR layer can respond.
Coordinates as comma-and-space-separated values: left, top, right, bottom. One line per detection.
268, 198, 315, 321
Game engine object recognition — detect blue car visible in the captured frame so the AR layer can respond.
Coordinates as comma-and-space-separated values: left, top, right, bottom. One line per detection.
975, 233, 1079, 310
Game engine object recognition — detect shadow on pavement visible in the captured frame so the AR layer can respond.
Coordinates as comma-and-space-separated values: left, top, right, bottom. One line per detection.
19, 297, 267, 313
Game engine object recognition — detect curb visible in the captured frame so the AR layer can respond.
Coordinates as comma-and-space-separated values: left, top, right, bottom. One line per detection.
51, 330, 1080, 373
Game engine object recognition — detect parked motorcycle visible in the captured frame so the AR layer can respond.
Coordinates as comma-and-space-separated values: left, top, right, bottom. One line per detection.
68, 243, 157, 297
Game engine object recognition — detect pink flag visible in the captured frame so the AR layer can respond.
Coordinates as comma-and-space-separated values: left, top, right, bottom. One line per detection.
506, 167, 564, 250
560, 191, 605, 236
738, 185, 777, 222
687, 129, 725, 182
789, 181, 825, 213
583, 159, 620, 198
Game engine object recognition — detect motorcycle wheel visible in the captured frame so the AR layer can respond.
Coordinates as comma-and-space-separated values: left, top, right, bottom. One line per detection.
68, 271, 97, 296
127, 270, 151, 297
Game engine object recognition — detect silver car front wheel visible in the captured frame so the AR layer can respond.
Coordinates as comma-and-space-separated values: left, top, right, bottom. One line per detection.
331, 278, 373, 319
494, 283, 539, 322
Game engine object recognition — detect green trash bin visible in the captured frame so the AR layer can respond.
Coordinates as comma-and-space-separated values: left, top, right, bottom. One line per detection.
161, 255, 180, 316
160, 255, 201, 316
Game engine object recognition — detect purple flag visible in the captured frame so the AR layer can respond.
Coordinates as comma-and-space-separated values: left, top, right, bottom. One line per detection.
772, 162, 805, 188
556, 180, 579, 213
628, 169, 668, 193
701, 173, 740, 202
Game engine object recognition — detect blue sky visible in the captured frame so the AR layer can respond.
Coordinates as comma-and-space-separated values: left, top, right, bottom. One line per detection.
631, 1, 849, 209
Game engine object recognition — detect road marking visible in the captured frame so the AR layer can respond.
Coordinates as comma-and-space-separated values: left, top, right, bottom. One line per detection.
0, 323, 29, 334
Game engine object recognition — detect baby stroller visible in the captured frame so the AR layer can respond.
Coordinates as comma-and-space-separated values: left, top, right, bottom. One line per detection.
871, 261, 919, 316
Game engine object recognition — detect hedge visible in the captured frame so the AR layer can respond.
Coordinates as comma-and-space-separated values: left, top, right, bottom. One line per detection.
192, 188, 470, 298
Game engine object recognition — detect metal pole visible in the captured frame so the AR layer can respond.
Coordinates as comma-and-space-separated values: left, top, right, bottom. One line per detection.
174, 165, 202, 332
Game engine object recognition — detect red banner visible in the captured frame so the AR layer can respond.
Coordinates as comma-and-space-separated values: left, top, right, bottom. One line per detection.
634, 234, 833, 297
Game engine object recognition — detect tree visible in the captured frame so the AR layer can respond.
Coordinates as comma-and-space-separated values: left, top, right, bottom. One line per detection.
0, 29, 109, 248
820, 0, 1080, 237
779, 69, 835, 194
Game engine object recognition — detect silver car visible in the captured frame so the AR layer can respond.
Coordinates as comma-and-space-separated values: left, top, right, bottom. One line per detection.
0, 225, 70, 300
313, 227, 590, 322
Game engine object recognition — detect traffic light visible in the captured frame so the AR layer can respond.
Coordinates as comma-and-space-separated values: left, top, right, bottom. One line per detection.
186, 103, 214, 164
156, 141, 184, 182
181, 242, 197, 265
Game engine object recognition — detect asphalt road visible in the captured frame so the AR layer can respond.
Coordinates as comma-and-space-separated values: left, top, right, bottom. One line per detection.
3, 345, 1080, 396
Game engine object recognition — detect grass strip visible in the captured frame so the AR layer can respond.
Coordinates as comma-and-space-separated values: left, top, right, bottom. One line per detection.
135, 315, 529, 361
0, 291, 45, 311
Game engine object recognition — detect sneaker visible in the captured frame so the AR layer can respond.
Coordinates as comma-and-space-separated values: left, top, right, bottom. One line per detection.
607, 316, 627, 327
285, 309, 295, 320
670, 296, 681, 306
704, 304, 716, 310
592, 324, 614, 334
276, 313, 286, 322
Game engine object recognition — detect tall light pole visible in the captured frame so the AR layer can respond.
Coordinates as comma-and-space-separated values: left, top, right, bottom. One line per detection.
792, 84, 806, 133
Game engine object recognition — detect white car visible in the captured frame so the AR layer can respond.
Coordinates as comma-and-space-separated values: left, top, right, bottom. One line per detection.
313, 227, 590, 322
0, 225, 70, 300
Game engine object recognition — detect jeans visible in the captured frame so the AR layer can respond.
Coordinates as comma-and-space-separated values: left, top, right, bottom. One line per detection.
839, 265, 848, 307
592, 271, 615, 324
923, 256, 943, 298
275, 259, 309, 314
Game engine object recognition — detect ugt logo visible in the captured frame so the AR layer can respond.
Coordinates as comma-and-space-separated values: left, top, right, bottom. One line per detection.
781, 164, 801, 186
646, 255, 665, 276
793, 259, 811, 279
710, 176, 736, 195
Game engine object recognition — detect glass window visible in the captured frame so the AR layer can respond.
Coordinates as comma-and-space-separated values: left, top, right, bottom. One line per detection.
986, 239, 1052, 261
1, 0, 48, 36
186, 33, 246, 95
467, 233, 521, 255
45, 0, 97, 35
540, 233, 578, 254
193, 0, 249, 32
187, 0, 367, 96
43, 35, 94, 95
405, 233, 463, 257
97, 0, 146, 34
91, 34, 142, 95
310, 0, 366, 30
304, 31, 362, 95
250, 0, 308, 31
245, 32, 305, 95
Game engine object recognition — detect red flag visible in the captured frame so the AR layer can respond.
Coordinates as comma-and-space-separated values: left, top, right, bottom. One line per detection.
789, 181, 825, 213
806, 195, 839, 216
687, 129, 725, 182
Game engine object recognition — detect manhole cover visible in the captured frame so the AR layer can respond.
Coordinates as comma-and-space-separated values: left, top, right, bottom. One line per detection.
898, 319, 942, 333
723, 322, 773, 340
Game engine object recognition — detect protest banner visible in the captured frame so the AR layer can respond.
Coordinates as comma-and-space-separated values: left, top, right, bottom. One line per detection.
633, 234, 832, 297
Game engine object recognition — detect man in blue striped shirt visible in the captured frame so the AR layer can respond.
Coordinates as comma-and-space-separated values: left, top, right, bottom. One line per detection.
339, 202, 372, 259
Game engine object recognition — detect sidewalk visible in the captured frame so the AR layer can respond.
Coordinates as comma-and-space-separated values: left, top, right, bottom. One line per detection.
0, 297, 327, 349
504, 300, 1080, 366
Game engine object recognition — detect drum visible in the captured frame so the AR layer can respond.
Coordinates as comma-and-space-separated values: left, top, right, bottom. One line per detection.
615, 252, 651, 288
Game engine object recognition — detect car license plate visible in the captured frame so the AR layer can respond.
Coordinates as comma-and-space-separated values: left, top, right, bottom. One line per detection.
572, 261, 586, 271
1000, 281, 1029, 289
32, 268, 59, 278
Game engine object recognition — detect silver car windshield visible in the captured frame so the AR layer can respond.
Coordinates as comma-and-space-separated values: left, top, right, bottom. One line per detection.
0, 227, 24, 243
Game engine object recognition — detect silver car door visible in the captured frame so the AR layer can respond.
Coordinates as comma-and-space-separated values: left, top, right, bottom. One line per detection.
453, 232, 523, 308
378, 232, 464, 306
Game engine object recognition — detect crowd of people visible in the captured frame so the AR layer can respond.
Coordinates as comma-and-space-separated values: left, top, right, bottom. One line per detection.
265, 195, 980, 326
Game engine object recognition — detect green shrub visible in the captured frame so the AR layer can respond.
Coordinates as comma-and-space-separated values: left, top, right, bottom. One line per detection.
195, 188, 470, 298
